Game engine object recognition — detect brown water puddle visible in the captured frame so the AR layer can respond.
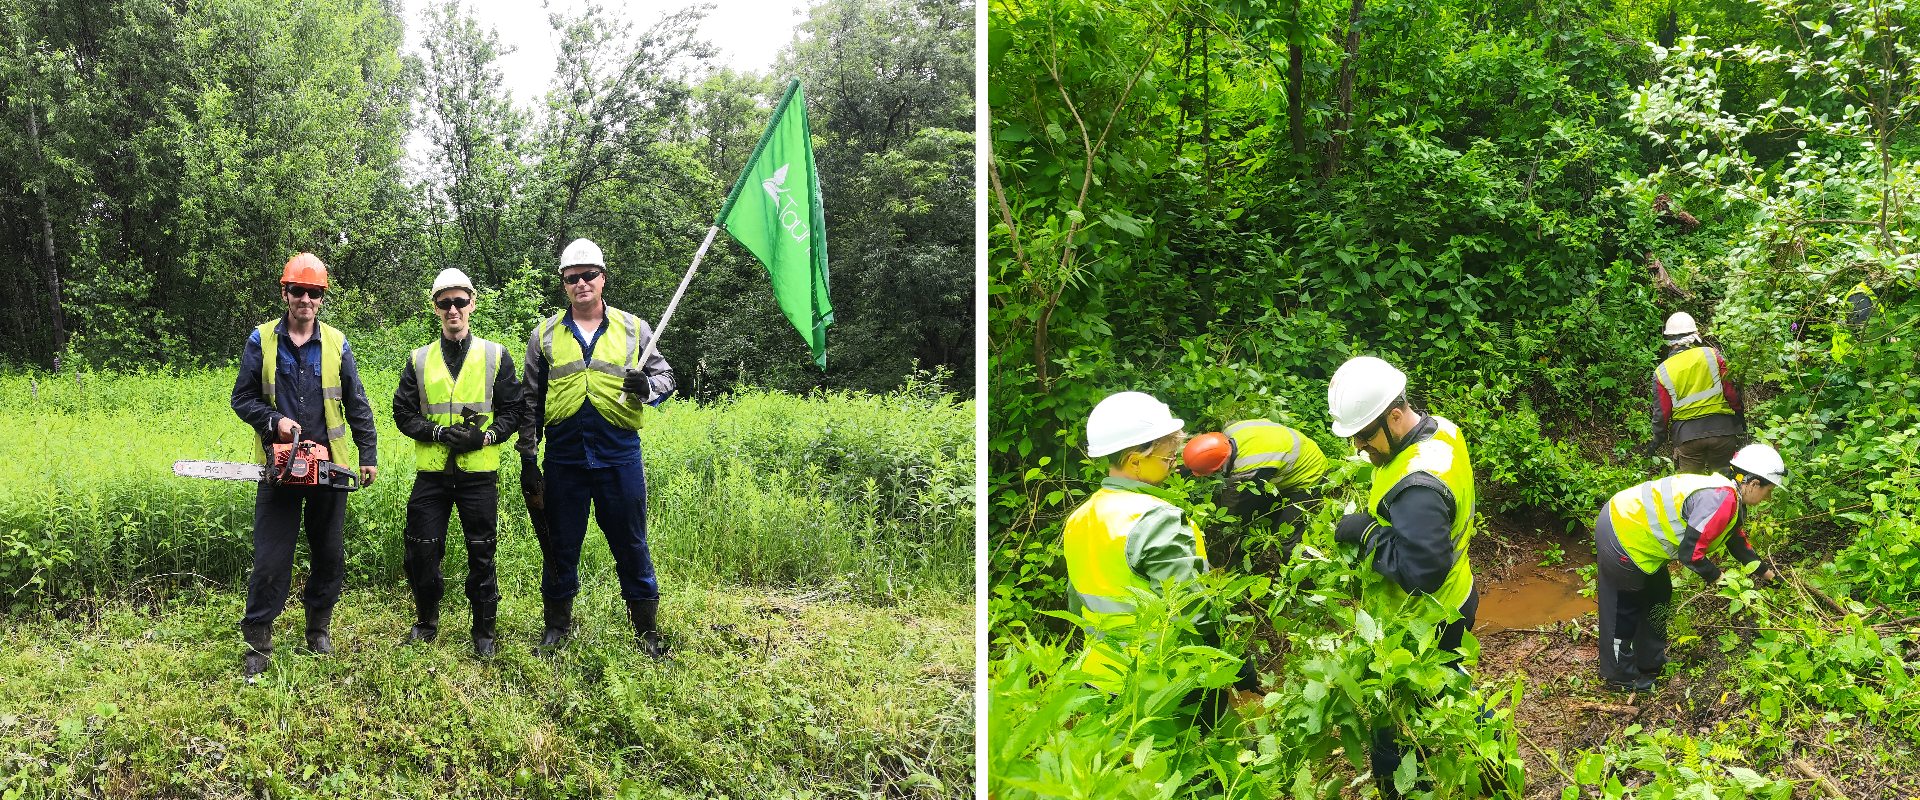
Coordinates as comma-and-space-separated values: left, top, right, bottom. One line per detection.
1473, 532, 1598, 633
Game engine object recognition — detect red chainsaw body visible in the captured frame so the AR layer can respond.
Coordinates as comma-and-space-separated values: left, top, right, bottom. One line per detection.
270, 441, 331, 486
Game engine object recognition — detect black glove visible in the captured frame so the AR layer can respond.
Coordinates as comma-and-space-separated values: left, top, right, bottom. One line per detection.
622, 369, 651, 400
444, 423, 486, 454
520, 456, 543, 497
1642, 439, 1663, 458
1334, 512, 1377, 546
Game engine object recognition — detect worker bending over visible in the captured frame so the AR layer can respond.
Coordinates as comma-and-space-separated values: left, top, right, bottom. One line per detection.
1181, 419, 1328, 568
1064, 391, 1257, 724
1646, 312, 1746, 474
1326, 356, 1479, 799
1595, 443, 1785, 691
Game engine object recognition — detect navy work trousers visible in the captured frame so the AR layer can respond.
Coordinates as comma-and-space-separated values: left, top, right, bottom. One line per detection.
242, 482, 348, 628
540, 458, 658, 601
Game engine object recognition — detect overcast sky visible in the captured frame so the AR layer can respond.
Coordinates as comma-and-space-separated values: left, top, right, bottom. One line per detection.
402, 0, 807, 172
404, 0, 808, 110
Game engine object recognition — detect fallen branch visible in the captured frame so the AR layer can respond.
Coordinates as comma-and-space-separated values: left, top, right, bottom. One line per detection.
1570, 701, 1638, 715
1516, 727, 1576, 785
1791, 759, 1848, 800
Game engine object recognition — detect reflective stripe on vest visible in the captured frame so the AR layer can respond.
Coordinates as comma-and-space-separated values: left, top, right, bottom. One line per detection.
1655, 347, 1734, 421
1223, 420, 1302, 478
254, 320, 348, 464
412, 337, 507, 472
537, 307, 648, 430
1608, 473, 1736, 573
1366, 416, 1477, 612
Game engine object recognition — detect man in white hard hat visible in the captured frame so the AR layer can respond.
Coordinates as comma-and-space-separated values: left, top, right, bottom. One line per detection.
1062, 391, 1258, 727
1593, 443, 1784, 690
1646, 312, 1746, 475
391, 268, 525, 658
517, 238, 675, 658
1325, 356, 1479, 798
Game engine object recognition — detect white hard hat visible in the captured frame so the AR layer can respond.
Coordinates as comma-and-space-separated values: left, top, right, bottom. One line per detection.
1086, 391, 1184, 458
1730, 443, 1789, 488
559, 238, 605, 272
1327, 356, 1408, 438
1664, 312, 1698, 336
430, 268, 474, 301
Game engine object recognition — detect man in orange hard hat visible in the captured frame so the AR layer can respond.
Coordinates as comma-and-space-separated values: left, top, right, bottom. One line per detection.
230, 253, 380, 682
1182, 420, 1328, 569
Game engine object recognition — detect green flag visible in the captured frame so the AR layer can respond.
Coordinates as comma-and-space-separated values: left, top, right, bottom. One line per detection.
717, 79, 832, 369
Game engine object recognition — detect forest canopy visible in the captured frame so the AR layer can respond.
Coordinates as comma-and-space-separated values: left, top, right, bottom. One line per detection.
0, 0, 975, 398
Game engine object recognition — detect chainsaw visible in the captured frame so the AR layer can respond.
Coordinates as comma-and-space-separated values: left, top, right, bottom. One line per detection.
173, 428, 361, 491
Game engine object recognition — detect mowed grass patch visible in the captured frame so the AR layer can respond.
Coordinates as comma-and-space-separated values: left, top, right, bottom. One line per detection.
0, 577, 972, 798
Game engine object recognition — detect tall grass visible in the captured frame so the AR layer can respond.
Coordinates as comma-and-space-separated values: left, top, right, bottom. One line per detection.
0, 366, 972, 609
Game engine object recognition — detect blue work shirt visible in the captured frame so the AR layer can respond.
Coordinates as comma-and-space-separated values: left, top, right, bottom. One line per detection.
230, 316, 379, 465
534, 312, 673, 469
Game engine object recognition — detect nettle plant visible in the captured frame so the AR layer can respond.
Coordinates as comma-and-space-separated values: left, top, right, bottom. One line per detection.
1621, 0, 1918, 380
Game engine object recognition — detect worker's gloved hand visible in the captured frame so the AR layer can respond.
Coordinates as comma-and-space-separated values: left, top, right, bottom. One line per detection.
519, 456, 543, 497
1334, 512, 1377, 546
1642, 438, 1664, 458
622, 369, 652, 401
444, 423, 486, 454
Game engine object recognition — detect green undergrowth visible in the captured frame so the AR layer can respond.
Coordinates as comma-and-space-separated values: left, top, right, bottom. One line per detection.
0, 367, 973, 607
0, 566, 973, 798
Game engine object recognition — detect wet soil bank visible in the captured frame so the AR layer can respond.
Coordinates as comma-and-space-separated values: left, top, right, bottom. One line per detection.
1456, 509, 1919, 798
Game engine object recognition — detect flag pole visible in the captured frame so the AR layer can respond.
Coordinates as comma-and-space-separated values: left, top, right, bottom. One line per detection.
620, 223, 720, 405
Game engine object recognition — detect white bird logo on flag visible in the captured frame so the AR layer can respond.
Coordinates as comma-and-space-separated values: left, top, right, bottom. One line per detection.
762, 164, 791, 201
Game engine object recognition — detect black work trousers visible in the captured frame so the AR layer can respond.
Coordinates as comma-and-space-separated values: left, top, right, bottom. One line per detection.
1370, 583, 1480, 800
242, 482, 348, 628
402, 475, 501, 609
1594, 508, 1672, 684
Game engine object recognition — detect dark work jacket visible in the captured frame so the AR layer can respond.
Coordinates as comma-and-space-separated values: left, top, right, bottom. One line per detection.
392, 333, 527, 484
1365, 416, 1459, 596
230, 315, 378, 466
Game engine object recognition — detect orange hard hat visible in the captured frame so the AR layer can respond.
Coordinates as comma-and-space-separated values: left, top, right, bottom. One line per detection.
1182, 432, 1233, 476
281, 253, 329, 288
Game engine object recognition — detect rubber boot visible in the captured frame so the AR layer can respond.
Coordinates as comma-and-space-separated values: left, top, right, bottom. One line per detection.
1606, 638, 1654, 691
472, 601, 498, 659
537, 595, 574, 656
627, 598, 666, 659
241, 624, 273, 683
304, 605, 334, 655
407, 590, 440, 645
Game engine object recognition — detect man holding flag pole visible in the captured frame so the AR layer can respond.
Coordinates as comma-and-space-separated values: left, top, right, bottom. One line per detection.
517, 78, 832, 658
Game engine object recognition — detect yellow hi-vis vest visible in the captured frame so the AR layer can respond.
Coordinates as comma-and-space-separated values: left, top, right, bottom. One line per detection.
1223, 419, 1328, 489
1655, 346, 1734, 421
536, 306, 651, 430
1367, 416, 1476, 612
253, 319, 347, 465
1607, 473, 1737, 574
1062, 486, 1208, 692
411, 336, 509, 472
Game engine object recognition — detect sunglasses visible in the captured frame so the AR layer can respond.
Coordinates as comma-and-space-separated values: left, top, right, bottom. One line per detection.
435, 296, 472, 310
285, 286, 325, 300
1350, 415, 1388, 446
563, 269, 604, 285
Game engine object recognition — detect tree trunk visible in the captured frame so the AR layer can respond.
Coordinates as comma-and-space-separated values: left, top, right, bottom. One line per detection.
25, 102, 66, 353
1286, 4, 1305, 159
1323, 0, 1365, 178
